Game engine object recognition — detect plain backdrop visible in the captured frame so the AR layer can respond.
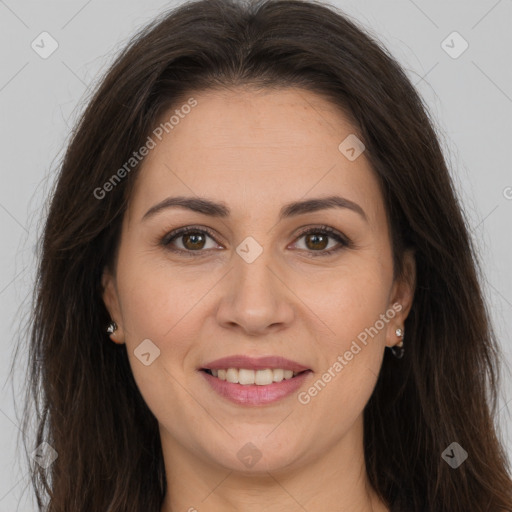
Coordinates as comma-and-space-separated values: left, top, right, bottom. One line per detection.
0, 0, 511, 510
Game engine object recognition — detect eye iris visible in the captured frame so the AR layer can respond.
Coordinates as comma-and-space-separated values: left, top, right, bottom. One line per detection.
171, 229, 337, 252
305, 233, 328, 250
183, 232, 205, 250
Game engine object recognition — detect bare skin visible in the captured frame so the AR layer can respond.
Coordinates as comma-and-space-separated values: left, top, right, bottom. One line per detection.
102, 86, 415, 512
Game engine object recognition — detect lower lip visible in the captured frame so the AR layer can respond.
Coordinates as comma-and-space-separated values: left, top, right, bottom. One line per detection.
200, 370, 312, 406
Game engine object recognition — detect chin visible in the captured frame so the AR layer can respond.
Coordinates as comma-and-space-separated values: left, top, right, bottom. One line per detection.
203, 435, 307, 474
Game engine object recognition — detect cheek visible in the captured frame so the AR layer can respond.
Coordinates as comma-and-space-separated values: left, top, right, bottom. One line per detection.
297, 256, 392, 343
293, 260, 390, 419
113, 254, 210, 403
117, 251, 214, 340
115, 260, 207, 427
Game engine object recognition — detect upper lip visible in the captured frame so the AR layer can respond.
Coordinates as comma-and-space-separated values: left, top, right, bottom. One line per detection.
201, 355, 310, 372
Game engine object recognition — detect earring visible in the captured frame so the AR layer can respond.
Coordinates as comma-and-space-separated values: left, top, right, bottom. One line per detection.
390, 327, 404, 359
106, 321, 117, 334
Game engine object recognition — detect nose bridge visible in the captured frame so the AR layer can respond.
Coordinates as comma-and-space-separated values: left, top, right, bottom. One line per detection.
233, 236, 278, 310
237, 245, 272, 290
216, 235, 294, 334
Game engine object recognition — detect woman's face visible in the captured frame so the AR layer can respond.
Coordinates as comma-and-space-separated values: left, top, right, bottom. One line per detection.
102, 87, 414, 474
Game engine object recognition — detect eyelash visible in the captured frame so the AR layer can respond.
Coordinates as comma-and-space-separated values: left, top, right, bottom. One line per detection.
159, 224, 352, 258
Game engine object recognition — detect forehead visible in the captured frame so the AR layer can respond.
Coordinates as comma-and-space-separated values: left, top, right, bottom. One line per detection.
127, 87, 385, 226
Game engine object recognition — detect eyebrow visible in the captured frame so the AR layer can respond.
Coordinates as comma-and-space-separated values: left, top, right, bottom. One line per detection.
141, 195, 368, 223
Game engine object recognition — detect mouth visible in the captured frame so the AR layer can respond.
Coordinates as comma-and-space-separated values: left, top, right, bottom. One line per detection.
199, 355, 313, 405
200, 367, 311, 386
199, 366, 313, 406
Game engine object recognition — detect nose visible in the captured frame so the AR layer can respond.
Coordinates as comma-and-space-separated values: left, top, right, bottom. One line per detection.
215, 247, 295, 336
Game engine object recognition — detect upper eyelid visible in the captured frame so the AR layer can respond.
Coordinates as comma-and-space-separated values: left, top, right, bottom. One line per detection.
161, 225, 221, 246
162, 225, 348, 249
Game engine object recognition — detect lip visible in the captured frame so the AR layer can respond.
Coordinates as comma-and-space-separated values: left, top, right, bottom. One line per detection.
200, 369, 312, 406
201, 355, 310, 372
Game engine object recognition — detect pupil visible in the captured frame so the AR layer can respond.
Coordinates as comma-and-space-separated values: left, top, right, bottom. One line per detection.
184, 233, 204, 249
181, 232, 328, 251
307, 233, 327, 250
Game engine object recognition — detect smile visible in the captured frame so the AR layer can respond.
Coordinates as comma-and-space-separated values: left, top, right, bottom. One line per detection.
200, 368, 313, 406
202, 368, 306, 385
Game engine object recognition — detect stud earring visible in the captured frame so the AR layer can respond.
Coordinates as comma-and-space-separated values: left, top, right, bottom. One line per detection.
390, 327, 405, 359
106, 321, 117, 334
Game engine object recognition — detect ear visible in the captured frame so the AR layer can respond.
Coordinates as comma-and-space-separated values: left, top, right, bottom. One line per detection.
101, 266, 125, 344
386, 249, 416, 348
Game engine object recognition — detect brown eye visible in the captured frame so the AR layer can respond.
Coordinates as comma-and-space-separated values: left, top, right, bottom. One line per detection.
160, 224, 351, 258
293, 226, 351, 257
161, 226, 220, 254
181, 231, 207, 250
304, 232, 329, 251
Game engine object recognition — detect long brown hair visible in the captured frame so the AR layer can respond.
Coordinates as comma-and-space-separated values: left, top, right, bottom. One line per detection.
18, 0, 512, 510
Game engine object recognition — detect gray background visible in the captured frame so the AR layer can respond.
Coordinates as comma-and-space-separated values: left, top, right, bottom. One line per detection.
0, 0, 511, 509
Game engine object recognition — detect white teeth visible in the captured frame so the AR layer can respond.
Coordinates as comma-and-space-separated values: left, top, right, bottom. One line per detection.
238, 369, 255, 385
226, 368, 238, 384
208, 368, 302, 385
255, 369, 273, 385
272, 369, 284, 382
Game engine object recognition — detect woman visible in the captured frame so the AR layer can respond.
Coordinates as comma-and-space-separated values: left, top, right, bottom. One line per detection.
20, 0, 512, 510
